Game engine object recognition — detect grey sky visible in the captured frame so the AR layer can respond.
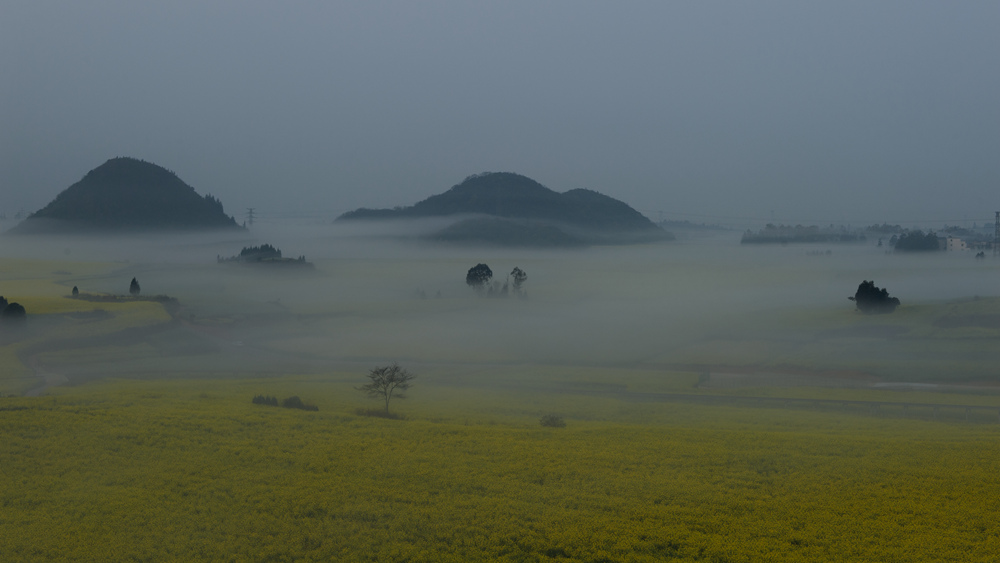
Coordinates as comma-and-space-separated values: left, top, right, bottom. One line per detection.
2, 1, 998, 227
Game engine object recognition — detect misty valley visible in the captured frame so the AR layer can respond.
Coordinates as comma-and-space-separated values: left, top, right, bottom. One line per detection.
2, 225, 999, 562
5, 1, 1000, 559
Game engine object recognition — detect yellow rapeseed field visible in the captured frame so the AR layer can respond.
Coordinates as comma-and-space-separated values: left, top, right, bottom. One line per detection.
1, 376, 997, 562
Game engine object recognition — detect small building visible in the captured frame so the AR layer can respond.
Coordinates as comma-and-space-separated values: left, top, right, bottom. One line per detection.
946, 236, 967, 251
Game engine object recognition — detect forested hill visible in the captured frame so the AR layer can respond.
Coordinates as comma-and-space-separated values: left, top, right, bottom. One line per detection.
9, 157, 241, 233
338, 172, 663, 234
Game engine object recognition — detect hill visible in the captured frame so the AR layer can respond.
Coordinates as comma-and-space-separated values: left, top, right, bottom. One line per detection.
430, 217, 588, 247
338, 172, 670, 245
9, 157, 241, 234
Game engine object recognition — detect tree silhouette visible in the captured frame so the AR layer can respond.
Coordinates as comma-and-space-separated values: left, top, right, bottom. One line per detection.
509, 267, 527, 296
848, 280, 900, 314
894, 230, 941, 252
239, 244, 282, 261
252, 395, 278, 406
1, 302, 26, 323
72, 286, 79, 297
358, 363, 416, 414
129, 277, 140, 296
466, 263, 493, 295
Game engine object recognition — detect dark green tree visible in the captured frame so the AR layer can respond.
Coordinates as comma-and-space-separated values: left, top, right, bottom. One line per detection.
129, 277, 140, 296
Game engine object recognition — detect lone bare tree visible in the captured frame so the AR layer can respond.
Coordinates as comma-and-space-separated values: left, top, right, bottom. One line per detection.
359, 363, 416, 414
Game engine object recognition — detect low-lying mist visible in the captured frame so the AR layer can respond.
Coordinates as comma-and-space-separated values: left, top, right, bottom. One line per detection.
5, 220, 1000, 386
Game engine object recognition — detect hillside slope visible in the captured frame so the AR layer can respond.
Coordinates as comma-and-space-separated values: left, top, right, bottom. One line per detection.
338, 172, 669, 245
10, 157, 241, 233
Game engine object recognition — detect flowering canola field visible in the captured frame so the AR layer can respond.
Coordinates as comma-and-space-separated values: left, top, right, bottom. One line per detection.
1, 376, 997, 562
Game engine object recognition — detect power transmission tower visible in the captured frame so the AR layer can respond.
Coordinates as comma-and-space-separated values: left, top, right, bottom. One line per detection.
994, 212, 999, 256
246, 207, 255, 227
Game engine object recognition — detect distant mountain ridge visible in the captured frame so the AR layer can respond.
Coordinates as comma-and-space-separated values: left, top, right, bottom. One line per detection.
339, 172, 669, 245
9, 157, 241, 234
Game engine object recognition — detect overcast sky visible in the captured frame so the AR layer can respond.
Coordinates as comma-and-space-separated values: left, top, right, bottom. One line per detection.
2, 1, 998, 227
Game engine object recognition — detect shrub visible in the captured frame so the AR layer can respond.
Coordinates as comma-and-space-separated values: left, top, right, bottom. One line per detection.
540, 414, 566, 428
282, 396, 318, 411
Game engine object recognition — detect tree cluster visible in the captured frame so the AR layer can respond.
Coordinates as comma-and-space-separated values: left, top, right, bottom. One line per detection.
892, 230, 941, 252
866, 223, 904, 234
217, 243, 312, 267
251, 394, 318, 411
740, 224, 865, 244
466, 263, 528, 298
239, 244, 282, 260
848, 280, 900, 314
